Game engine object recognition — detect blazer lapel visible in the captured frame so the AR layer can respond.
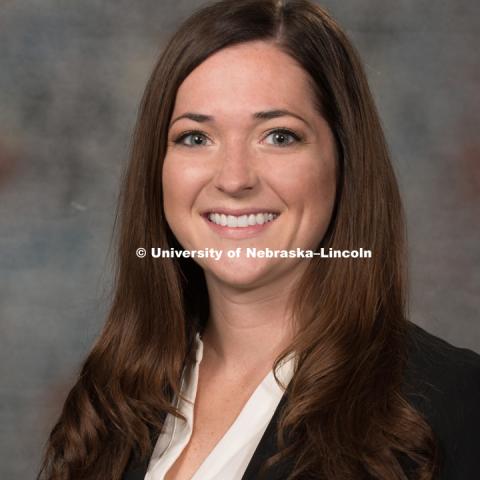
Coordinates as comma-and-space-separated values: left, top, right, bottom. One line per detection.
121, 393, 291, 480
121, 415, 163, 480
122, 457, 151, 480
242, 393, 294, 480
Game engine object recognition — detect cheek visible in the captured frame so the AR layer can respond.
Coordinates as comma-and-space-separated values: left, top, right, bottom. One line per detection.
161, 161, 182, 230
162, 162, 176, 205
274, 152, 336, 211
309, 160, 337, 244
276, 152, 336, 247
162, 156, 206, 215
162, 158, 194, 247
306, 158, 336, 224
162, 155, 214, 249
309, 164, 336, 209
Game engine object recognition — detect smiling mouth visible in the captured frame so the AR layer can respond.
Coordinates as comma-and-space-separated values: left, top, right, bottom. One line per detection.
206, 212, 279, 228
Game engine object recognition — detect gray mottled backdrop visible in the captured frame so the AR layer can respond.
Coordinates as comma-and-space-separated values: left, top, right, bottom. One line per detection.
0, 0, 479, 477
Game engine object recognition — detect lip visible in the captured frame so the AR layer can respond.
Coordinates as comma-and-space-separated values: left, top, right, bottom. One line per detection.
201, 209, 280, 239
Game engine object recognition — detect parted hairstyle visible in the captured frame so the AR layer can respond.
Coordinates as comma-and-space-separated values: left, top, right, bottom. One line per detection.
39, 0, 440, 479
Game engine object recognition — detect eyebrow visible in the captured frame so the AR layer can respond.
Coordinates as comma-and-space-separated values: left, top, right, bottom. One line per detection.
168, 109, 310, 128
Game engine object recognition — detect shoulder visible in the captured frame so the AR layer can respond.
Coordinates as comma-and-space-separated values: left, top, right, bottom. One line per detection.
404, 321, 480, 404
404, 321, 480, 479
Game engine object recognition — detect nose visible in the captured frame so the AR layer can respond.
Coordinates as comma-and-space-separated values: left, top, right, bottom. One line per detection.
213, 141, 259, 195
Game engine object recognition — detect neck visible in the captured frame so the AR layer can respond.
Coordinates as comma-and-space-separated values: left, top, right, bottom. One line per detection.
201, 272, 300, 374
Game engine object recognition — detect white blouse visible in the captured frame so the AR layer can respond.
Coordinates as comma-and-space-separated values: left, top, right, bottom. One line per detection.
145, 333, 296, 480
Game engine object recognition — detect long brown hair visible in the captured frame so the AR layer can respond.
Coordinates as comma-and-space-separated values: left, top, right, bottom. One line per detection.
39, 1, 439, 478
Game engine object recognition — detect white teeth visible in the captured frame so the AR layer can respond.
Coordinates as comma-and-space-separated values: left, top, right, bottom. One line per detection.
237, 215, 248, 227
227, 215, 238, 227
208, 212, 279, 227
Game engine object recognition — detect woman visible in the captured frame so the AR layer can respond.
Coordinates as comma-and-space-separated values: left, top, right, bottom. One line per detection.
39, 0, 480, 479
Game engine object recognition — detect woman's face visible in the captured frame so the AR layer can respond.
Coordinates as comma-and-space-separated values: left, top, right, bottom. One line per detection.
163, 40, 337, 291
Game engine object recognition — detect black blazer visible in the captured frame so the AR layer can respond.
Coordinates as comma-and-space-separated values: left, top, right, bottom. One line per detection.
122, 322, 480, 479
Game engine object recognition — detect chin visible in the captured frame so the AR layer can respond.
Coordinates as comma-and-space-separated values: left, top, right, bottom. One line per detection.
204, 259, 304, 290
203, 259, 276, 290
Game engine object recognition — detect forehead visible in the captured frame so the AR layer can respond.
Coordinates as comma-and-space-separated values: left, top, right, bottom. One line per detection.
173, 41, 318, 120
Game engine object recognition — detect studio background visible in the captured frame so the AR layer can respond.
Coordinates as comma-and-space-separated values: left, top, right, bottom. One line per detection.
0, 1, 479, 478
